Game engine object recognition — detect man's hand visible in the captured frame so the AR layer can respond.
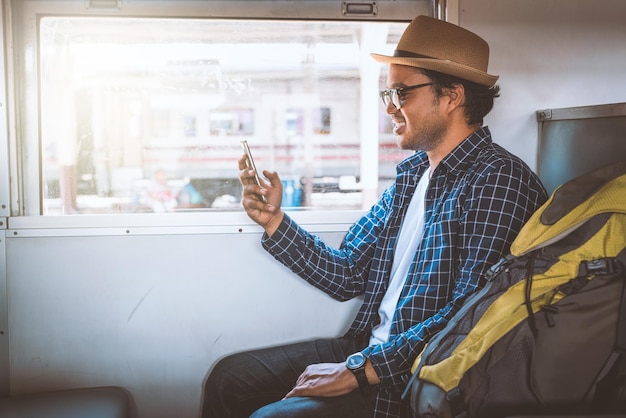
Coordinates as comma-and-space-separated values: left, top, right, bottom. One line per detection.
238, 154, 284, 236
284, 363, 358, 399
284, 360, 379, 399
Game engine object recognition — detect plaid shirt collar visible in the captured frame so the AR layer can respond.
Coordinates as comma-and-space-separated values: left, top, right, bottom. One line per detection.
396, 126, 493, 178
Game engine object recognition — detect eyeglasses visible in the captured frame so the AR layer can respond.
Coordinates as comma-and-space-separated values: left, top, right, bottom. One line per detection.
379, 82, 439, 110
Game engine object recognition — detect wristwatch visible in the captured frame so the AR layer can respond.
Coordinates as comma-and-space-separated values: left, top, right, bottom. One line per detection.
346, 352, 371, 397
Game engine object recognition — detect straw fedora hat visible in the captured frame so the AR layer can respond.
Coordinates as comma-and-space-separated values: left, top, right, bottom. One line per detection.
371, 15, 499, 87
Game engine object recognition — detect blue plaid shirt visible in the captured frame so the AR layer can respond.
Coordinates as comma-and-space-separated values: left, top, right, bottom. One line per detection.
261, 127, 547, 417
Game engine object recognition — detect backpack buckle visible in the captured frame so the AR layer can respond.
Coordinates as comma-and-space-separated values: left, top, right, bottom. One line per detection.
486, 254, 514, 281
580, 258, 620, 277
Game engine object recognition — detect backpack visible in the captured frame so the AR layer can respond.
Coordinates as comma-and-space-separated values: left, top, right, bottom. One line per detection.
403, 161, 626, 418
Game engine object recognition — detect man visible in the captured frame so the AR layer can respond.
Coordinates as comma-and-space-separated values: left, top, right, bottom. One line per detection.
201, 15, 547, 418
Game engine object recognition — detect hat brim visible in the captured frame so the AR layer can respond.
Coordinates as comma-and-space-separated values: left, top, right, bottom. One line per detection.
371, 53, 499, 88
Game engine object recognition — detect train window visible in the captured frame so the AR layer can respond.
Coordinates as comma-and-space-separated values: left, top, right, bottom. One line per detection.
15, 8, 415, 215
209, 109, 255, 137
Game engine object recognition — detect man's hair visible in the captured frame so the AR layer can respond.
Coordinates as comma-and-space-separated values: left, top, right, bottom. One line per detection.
420, 68, 500, 127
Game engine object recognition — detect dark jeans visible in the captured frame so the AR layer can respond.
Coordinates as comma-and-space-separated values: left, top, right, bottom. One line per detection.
201, 336, 373, 418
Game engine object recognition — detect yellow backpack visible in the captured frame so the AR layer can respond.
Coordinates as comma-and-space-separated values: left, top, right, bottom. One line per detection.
404, 161, 626, 418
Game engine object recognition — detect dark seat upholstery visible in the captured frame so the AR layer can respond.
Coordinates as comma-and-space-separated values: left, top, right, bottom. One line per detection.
0, 386, 136, 418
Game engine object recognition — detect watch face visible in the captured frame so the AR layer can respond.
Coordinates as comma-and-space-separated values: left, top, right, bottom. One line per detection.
346, 352, 366, 369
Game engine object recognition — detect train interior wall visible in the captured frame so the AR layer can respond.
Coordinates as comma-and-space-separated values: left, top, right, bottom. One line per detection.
3, 0, 626, 417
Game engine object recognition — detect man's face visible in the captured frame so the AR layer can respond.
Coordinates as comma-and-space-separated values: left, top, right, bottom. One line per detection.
384, 64, 448, 152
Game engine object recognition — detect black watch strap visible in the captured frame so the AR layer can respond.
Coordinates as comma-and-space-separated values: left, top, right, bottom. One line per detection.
351, 366, 372, 398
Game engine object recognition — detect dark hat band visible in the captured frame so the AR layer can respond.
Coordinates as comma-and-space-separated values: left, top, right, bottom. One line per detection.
393, 49, 434, 59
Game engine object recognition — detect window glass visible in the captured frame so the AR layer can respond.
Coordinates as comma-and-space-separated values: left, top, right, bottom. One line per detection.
38, 17, 410, 214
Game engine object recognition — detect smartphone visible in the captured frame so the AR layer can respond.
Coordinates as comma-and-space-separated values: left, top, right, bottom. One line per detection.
241, 140, 267, 203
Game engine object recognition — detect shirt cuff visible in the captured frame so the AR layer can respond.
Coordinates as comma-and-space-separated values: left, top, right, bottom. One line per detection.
261, 213, 296, 256
361, 344, 411, 391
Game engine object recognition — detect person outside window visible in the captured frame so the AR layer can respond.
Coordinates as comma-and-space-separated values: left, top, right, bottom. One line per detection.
141, 169, 178, 213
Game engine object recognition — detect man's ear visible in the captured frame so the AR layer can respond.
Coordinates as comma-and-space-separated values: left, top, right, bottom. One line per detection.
448, 83, 464, 104
442, 83, 465, 112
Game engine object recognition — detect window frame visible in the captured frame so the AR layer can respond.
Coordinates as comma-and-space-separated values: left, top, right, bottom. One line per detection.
4, 0, 435, 220
0, 1, 9, 219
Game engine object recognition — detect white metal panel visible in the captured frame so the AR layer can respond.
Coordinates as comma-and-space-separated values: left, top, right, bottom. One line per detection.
5, 226, 361, 417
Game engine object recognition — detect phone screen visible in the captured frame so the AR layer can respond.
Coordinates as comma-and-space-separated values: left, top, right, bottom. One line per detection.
241, 140, 267, 202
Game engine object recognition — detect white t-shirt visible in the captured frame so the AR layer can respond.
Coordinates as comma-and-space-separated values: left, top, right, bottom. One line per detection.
369, 167, 430, 346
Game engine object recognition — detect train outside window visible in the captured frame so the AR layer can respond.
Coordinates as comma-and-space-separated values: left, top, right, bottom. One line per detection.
36, 16, 410, 214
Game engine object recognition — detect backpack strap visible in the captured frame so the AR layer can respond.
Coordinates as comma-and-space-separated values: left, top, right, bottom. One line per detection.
615, 249, 626, 353
577, 253, 626, 352
525, 253, 539, 337
578, 254, 626, 408
617, 273, 626, 353
601, 251, 626, 409
587, 250, 626, 411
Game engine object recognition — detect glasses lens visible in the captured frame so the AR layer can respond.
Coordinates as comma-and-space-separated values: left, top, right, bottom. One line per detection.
380, 89, 400, 109
390, 89, 400, 109
380, 90, 390, 107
